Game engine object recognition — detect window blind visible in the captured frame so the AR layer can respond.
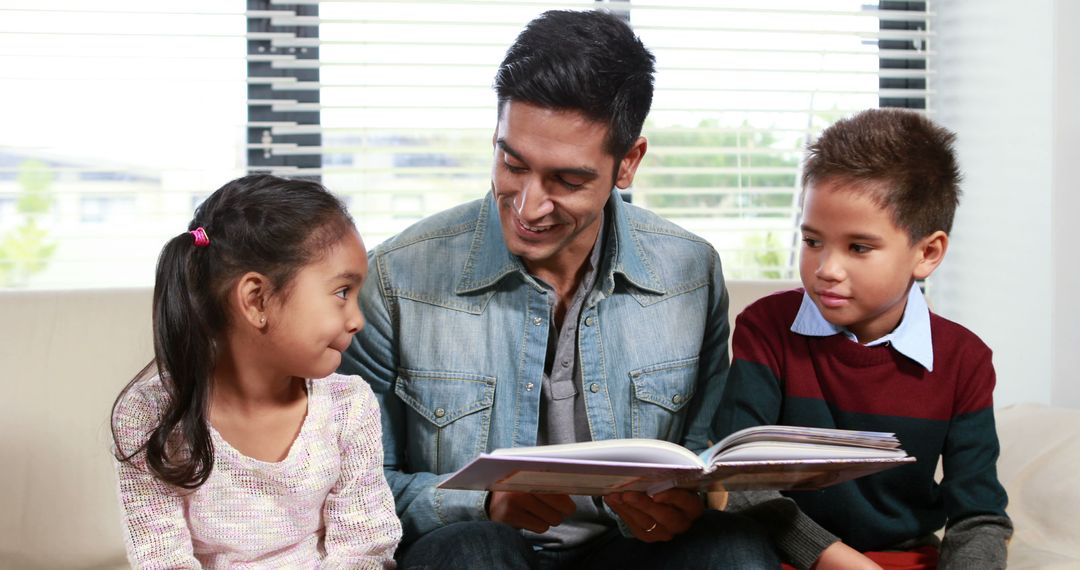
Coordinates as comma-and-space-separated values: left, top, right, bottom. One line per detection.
631, 1, 931, 278
256, 0, 931, 280
0, 0, 929, 289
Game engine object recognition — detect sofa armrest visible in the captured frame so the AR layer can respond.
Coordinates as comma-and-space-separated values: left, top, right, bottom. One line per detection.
995, 403, 1080, 569
0, 288, 153, 569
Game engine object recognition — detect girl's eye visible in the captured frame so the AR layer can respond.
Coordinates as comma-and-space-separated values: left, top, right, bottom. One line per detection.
850, 244, 871, 254
503, 162, 527, 174
802, 237, 821, 248
335, 288, 349, 300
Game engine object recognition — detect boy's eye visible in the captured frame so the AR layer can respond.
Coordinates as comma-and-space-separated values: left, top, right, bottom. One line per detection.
334, 288, 349, 300
802, 237, 821, 248
850, 244, 872, 254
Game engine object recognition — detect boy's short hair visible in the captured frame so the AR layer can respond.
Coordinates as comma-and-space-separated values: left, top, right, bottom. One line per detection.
801, 108, 962, 241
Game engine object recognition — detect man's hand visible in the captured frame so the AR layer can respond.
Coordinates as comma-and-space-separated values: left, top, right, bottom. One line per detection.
486, 491, 576, 533
811, 542, 882, 570
603, 489, 704, 542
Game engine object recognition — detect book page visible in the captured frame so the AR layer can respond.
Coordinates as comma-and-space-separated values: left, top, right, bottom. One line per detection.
700, 425, 906, 466
490, 438, 703, 467
711, 441, 909, 463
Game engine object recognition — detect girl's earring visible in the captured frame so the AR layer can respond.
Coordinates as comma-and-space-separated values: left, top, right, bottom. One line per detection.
259, 315, 266, 325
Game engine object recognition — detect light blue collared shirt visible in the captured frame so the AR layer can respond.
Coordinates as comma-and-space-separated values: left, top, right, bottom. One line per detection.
790, 285, 934, 371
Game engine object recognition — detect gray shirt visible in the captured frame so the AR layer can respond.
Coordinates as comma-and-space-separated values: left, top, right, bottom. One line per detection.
526, 214, 614, 550
536, 216, 604, 447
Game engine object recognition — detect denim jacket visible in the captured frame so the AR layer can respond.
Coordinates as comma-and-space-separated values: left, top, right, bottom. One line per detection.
340, 189, 730, 544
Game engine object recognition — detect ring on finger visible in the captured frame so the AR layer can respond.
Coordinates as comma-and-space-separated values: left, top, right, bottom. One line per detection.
644, 522, 657, 533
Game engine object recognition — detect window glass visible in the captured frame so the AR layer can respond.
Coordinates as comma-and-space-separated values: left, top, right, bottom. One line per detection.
0, 1, 246, 288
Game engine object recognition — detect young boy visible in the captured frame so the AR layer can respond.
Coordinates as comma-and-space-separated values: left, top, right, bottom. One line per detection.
713, 109, 1012, 570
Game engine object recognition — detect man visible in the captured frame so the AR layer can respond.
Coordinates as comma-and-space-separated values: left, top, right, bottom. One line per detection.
341, 9, 779, 569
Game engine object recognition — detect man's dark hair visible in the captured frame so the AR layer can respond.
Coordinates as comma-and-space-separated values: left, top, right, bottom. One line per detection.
801, 108, 962, 242
494, 9, 656, 158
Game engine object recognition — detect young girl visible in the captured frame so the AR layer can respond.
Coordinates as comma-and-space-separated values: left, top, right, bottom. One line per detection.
111, 175, 401, 568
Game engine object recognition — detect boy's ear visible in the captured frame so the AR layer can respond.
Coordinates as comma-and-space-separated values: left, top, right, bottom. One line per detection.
913, 230, 949, 280
234, 271, 271, 329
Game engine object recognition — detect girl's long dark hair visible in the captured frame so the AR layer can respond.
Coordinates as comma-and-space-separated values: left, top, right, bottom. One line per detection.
111, 174, 354, 490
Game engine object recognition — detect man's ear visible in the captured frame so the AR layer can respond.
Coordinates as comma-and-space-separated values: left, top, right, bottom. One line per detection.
614, 137, 648, 190
913, 230, 949, 280
234, 271, 271, 329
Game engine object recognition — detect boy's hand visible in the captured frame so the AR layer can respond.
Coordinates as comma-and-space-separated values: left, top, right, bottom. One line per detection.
811, 542, 883, 570
486, 491, 575, 533
604, 489, 704, 543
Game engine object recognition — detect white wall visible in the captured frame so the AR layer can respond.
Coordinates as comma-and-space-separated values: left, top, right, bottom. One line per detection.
931, 0, 1077, 408
1052, 0, 1080, 408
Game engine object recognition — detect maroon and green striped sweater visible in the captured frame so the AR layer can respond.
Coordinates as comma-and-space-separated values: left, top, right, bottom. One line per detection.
714, 289, 1012, 570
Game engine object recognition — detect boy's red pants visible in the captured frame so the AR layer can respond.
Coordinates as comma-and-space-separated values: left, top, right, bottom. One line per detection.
780, 545, 939, 570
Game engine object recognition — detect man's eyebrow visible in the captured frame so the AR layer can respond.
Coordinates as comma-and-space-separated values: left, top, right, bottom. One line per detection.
557, 166, 600, 179
496, 139, 525, 163
496, 139, 599, 179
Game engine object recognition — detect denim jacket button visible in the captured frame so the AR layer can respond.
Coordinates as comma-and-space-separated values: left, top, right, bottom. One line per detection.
584, 316, 595, 327
526, 382, 535, 391
533, 317, 543, 326
589, 383, 600, 393
672, 394, 683, 404
434, 408, 446, 418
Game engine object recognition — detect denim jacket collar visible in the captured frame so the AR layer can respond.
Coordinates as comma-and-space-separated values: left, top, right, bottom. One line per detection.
455, 190, 665, 297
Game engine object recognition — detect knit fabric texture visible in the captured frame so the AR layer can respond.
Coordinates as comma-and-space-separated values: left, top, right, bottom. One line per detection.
716, 289, 1012, 570
113, 373, 401, 569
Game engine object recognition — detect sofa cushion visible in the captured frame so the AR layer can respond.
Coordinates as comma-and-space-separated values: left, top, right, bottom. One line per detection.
2, 284, 1076, 569
996, 403, 1080, 569
0, 288, 152, 569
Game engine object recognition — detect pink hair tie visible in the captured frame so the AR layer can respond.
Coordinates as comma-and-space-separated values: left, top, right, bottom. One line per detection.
190, 227, 211, 247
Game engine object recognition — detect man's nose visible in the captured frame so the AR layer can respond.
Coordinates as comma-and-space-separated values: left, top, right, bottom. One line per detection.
514, 180, 554, 221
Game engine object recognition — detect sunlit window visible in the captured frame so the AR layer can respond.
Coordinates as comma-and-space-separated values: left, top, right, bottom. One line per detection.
313, 0, 923, 280
1, 1, 927, 289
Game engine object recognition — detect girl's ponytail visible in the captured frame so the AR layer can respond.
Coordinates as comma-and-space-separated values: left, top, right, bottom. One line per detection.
113, 229, 217, 489
147, 230, 216, 489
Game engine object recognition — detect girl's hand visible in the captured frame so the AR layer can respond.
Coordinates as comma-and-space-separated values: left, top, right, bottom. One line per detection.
812, 542, 883, 570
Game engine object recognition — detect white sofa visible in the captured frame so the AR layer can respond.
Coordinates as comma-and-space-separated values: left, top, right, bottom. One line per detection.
1, 282, 1077, 569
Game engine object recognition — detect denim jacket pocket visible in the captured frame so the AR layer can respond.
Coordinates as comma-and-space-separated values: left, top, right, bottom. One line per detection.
395, 368, 496, 474
629, 356, 699, 440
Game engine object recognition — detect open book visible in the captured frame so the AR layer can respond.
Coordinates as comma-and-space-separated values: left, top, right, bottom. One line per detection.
438, 425, 915, 496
